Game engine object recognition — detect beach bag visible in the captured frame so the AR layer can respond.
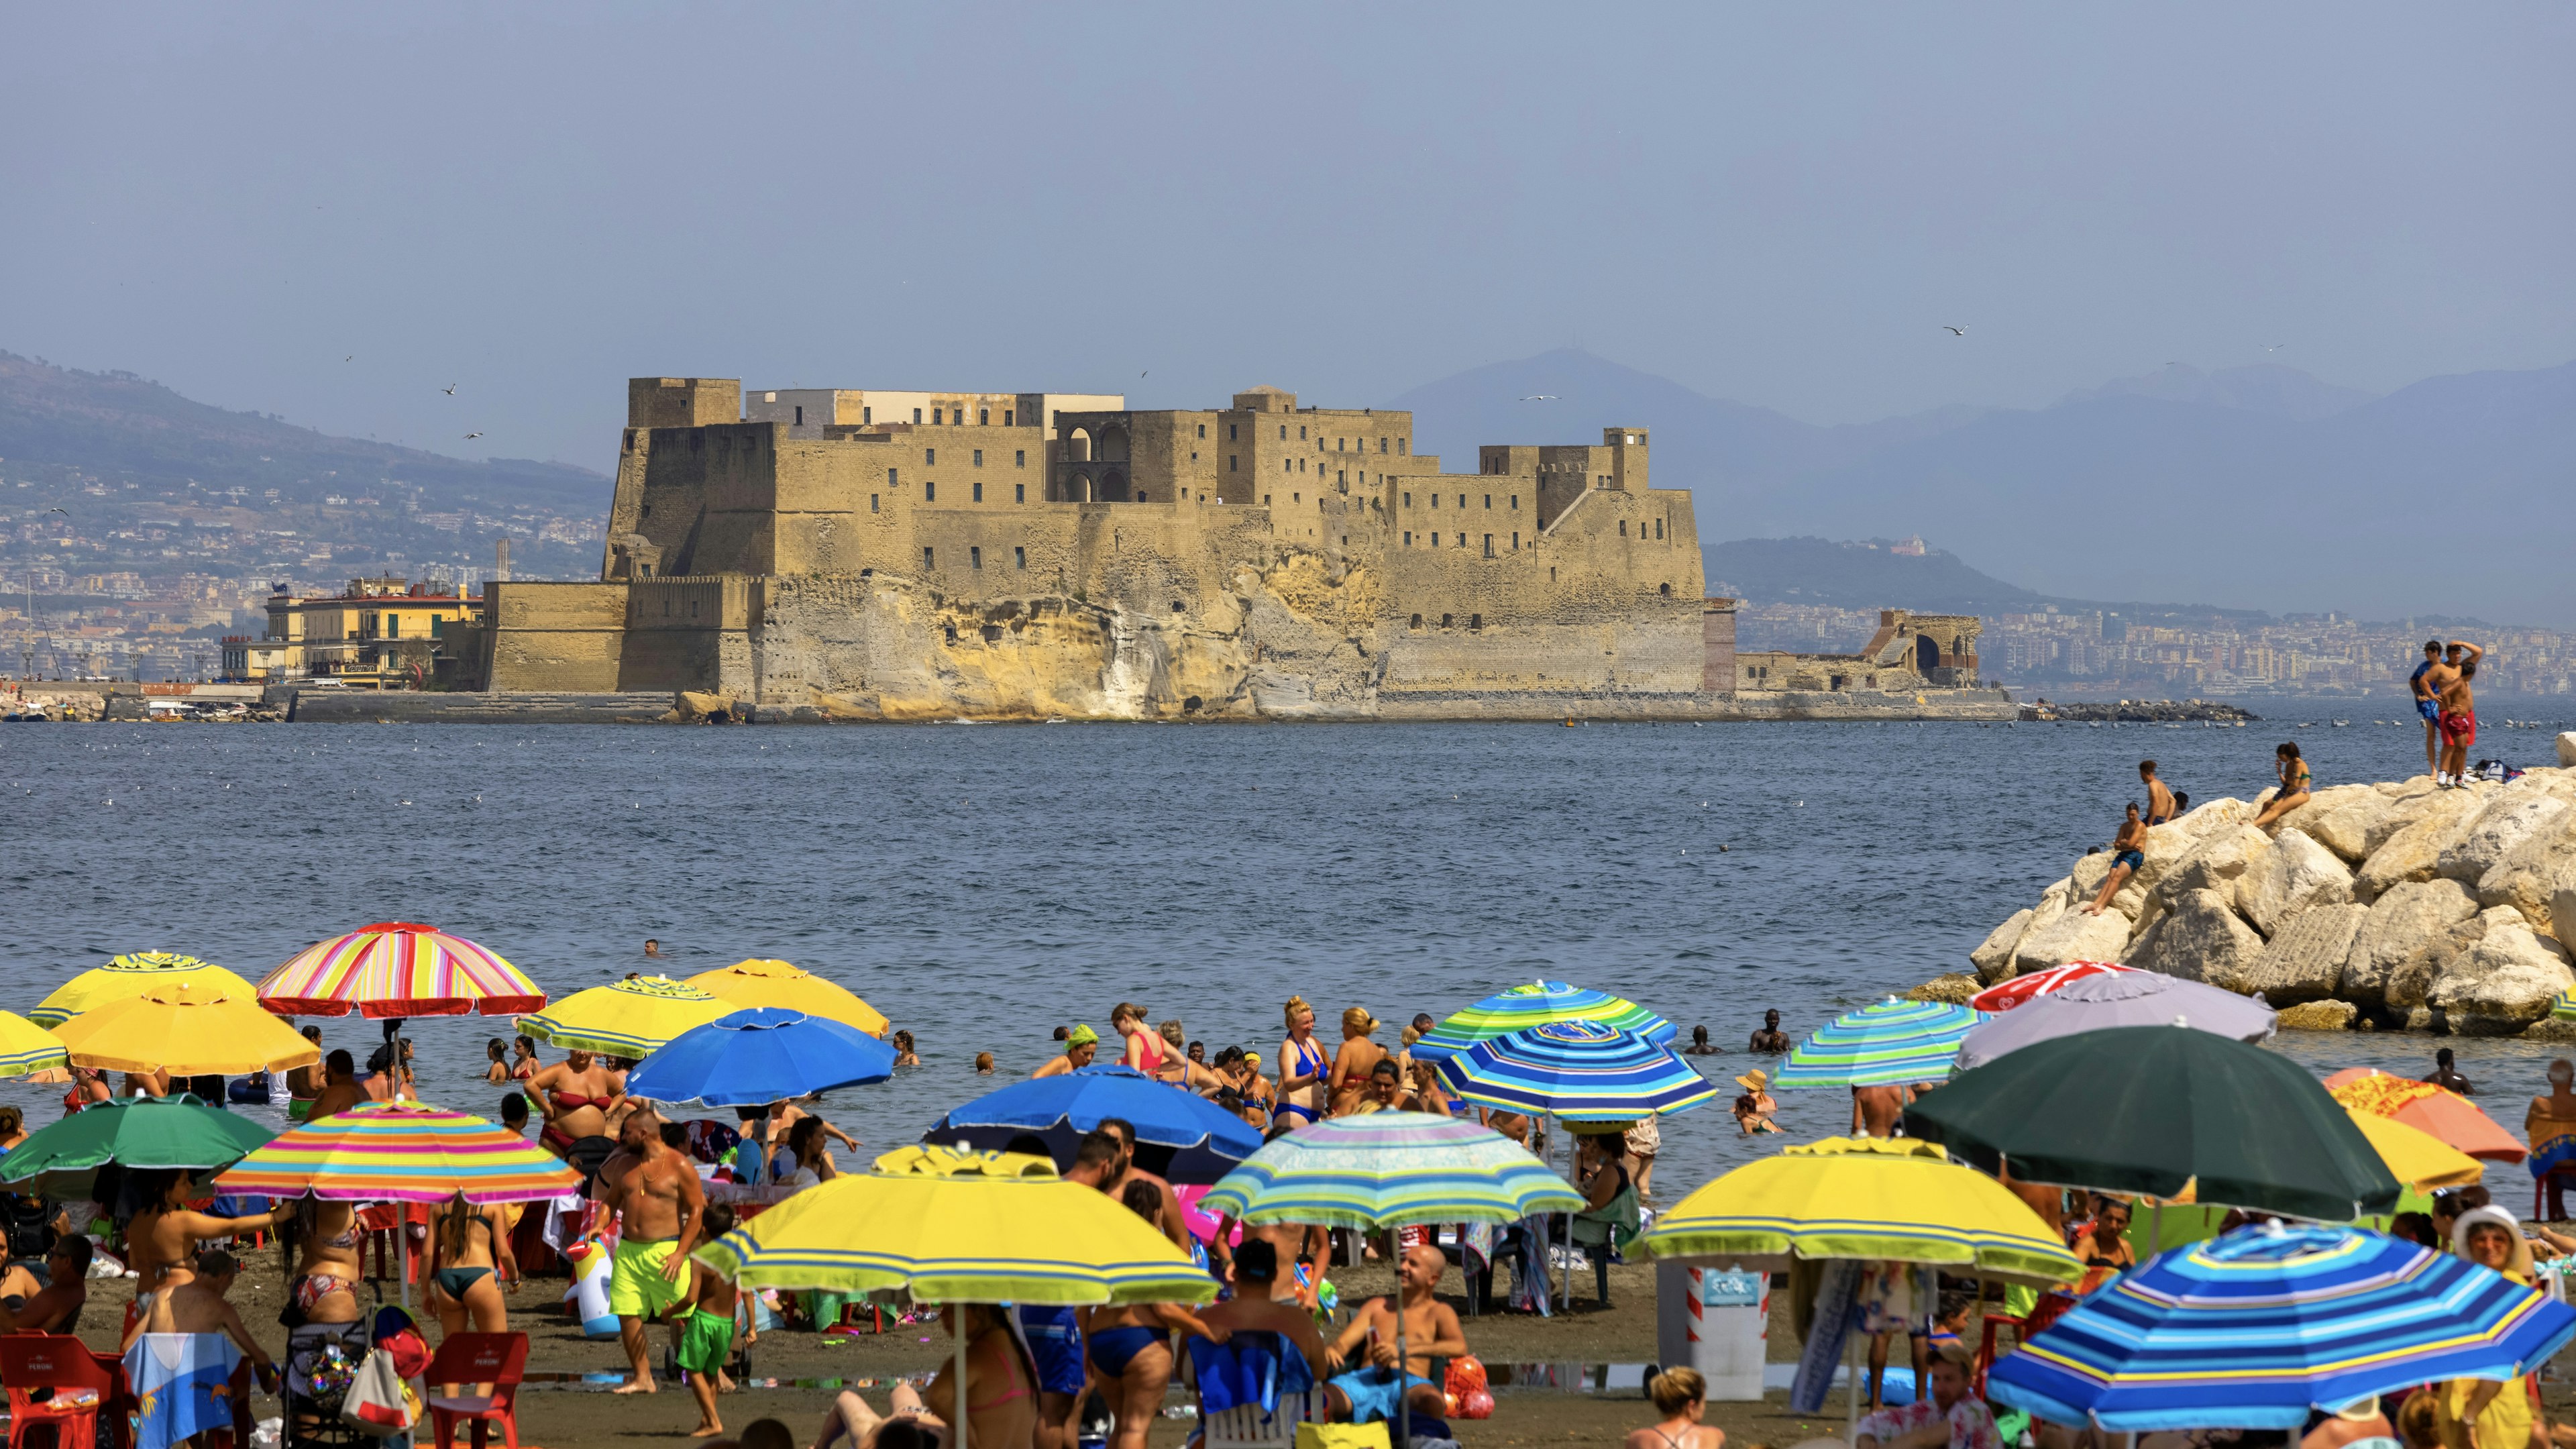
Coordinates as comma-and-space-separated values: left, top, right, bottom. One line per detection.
1295, 1424, 1389, 1449
339, 1347, 417, 1436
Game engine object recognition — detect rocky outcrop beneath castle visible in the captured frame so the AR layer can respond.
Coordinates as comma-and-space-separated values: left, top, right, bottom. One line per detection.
1969, 769, 2576, 1036
2019, 700, 2259, 723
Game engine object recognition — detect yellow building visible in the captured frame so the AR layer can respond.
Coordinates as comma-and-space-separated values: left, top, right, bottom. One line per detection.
232, 578, 476, 686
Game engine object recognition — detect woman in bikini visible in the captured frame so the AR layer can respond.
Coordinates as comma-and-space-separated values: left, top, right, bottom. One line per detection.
62, 1065, 113, 1116
1078, 1183, 1226, 1449
124, 1171, 294, 1316
526, 1048, 623, 1156
484, 1038, 513, 1085
813, 1301, 1041, 1449
2251, 741, 2313, 830
429, 1195, 517, 1366
1326, 1008, 1386, 1119
1112, 1004, 1169, 1083
284, 1197, 371, 1440
511, 1034, 541, 1084
1276, 998, 1328, 1129
1625, 1366, 1724, 1449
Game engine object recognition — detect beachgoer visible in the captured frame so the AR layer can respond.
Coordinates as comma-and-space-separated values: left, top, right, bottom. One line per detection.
645, 938, 662, 959
1625, 1111, 1661, 1198
596, 1106, 709, 1394
1052, 1026, 1071, 1042
121, 1248, 280, 1395
485, 1037, 512, 1084
2437, 641, 2484, 788
767, 1099, 859, 1157
2138, 759, 2176, 825
528, 1047, 624, 1155
1571, 1134, 1640, 1306
817, 1301, 1038, 1449
1191, 1239, 1330, 1398
1326, 1008, 1386, 1118
126, 1169, 292, 1297
0, 1106, 22, 1151
500, 1092, 530, 1138
2445, 1206, 2537, 1449
2430, 1185, 2489, 1254
2413, 639, 2448, 780
1860, 1261, 1933, 1411
1684, 1025, 1717, 1055
1407, 1057, 1454, 1118
892, 1030, 920, 1067
1626, 1367, 1724, 1449
1165, 1022, 1226, 1093
2072, 1199, 2135, 1295
780, 1116, 841, 1186
2171, 792, 2190, 814
1854, 1343, 1998, 1449
1852, 1083, 1914, 1139
1112, 1003, 1170, 1082
1733, 1070, 1780, 1134
2084, 802, 2149, 916
2529, 1061, 2576, 1220
284, 1195, 367, 1338
0, 1236, 92, 1333
1091, 1120, 1193, 1257
2426, 1047, 2477, 1097
2253, 742, 2312, 830
1082, 1184, 1225, 1449
63, 1064, 113, 1116
1352, 1058, 1408, 1114
1277, 998, 1329, 1128
429, 1193, 517, 1350
1322, 1243, 1466, 1427
2302, 1395, 2398, 1449
286, 1026, 327, 1120
1021, 1279, 1087, 1449
1032, 1025, 1098, 1079
974, 1052, 995, 1075
512, 1033, 540, 1081
1750, 1010, 1790, 1054
676, 1203, 749, 1438
124, 1068, 171, 1099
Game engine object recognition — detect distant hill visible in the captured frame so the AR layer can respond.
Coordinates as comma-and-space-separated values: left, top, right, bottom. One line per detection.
1390, 350, 2576, 629
1705, 536, 2273, 622
0, 351, 606, 511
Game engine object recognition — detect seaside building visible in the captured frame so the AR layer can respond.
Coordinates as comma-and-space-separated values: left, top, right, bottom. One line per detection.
225, 578, 472, 686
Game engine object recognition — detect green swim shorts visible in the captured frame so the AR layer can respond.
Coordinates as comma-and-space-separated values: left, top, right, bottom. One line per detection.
676, 1305, 737, 1375
607, 1237, 685, 1318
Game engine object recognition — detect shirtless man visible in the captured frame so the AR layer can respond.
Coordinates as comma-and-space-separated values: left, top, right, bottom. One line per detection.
2138, 760, 2176, 825
124, 1249, 281, 1396
1095, 1119, 1193, 1257
595, 1108, 707, 1395
1851, 1084, 1914, 1140
0, 1236, 93, 1333
1032, 1025, 1099, 1079
2411, 639, 2447, 780
305, 1051, 368, 1124
2084, 802, 2149, 916
1322, 1244, 1468, 1428
2436, 640, 2483, 788
1749, 1010, 1791, 1054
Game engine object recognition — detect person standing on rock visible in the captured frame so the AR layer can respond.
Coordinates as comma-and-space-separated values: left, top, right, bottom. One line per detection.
2413, 639, 2449, 781
2252, 743, 2312, 830
2083, 802, 2149, 916
2139, 760, 2176, 826
2436, 640, 2484, 787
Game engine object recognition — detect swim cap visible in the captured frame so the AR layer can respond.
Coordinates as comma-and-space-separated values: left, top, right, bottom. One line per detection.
1067, 1024, 1099, 1049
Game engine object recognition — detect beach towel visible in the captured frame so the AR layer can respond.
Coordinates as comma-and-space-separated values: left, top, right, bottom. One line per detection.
1187, 1330, 1317, 1417
1788, 1258, 1862, 1415
125, 1332, 244, 1449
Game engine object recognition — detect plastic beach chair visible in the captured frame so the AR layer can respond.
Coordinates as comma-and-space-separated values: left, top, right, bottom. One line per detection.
425, 1332, 528, 1449
1, 1333, 126, 1449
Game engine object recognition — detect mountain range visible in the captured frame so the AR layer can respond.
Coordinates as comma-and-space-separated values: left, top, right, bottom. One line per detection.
1390, 350, 2576, 628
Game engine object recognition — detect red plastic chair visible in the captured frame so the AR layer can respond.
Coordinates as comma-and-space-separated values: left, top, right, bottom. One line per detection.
0, 1334, 127, 1449
424, 1332, 529, 1449
1971, 1311, 2027, 1394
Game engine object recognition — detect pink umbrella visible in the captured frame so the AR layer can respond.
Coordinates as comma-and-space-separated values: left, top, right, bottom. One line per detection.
1970, 961, 2139, 1013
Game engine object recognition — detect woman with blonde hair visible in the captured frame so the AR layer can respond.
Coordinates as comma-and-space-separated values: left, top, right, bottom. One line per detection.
1328, 1008, 1386, 1118
1625, 1367, 1721, 1449
1277, 998, 1328, 1128
1113, 1003, 1171, 1083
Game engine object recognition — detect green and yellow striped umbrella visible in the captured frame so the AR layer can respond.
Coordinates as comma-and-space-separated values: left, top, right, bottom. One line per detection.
0, 1011, 69, 1078
1412, 980, 1673, 1061
32, 952, 260, 1027
1774, 997, 1985, 1088
515, 975, 730, 1058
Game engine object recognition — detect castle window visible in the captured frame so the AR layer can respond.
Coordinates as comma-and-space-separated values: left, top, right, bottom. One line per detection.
1456, 533, 1465, 547
1379, 437, 1388, 453
889, 468, 899, 486
1292, 493, 1300, 503
1230, 455, 1238, 472
1191, 451, 1197, 462
973, 482, 983, 502
1410, 614, 1423, 629
1512, 531, 1519, 549
925, 448, 936, 465
913, 408, 922, 424
1430, 494, 1438, 509
1015, 483, 1025, 503
923, 547, 935, 569
1283, 460, 1291, 474
1337, 437, 1344, 451
973, 450, 983, 466
1400, 438, 1408, 454
1279, 425, 1287, 439
1456, 494, 1465, 508
1337, 470, 1345, 484
1483, 534, 1494, 557
1620, 521, 1627, 537
690, 600, 698, 619
871, 494, 879, 513
970, 546, 982, 570
1511, 494, 1519, 509
863, 407, 873, 423
1299, 425, 1307, 439
1014, 546, 1026, 569
794, 405, 804, 426
1430, 532, 1438, 547
1197, 423, 1206, 439
1656, 519, 1665, 539
1470, 613, 1481, 630
1016, 449, 1026, 467
979, 409, 989, 425
925, 481, 936, 502
1483, 494, 1491, 509
1441, 614, 1453, 629
1004, 409, 1014, 425
1404, 492, 1412, 506
1403, 531, 1412, 545
1660, 582, 1672, 596
933, 408, 943, 425
1550, 567, 1556, 582
1229, 424, 1238, 441
1265, 494, 1273, 504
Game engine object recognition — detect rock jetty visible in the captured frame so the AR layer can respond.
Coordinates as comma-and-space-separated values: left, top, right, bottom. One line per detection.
1965, 748, 2576, 1038
2020, 699, 2259, 723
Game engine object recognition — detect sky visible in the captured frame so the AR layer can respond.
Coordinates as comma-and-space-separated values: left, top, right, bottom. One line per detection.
5, 4, 2572, 472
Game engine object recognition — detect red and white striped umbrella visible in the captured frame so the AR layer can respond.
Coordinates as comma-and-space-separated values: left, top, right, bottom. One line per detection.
1968, 961, 2138, 1013
258, 921, 545, 1019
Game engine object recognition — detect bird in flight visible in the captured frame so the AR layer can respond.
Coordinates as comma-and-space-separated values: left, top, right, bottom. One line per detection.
464, 432, 483, 440
442, 384, 458, 395
1941, 326, 1968, 337
2265, 343, 2288, 353
343, 355, 354, 362
1519, 394, 1557, 402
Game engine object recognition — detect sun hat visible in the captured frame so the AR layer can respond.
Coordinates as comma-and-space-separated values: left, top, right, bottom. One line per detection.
1735, 1068, 1769, 1091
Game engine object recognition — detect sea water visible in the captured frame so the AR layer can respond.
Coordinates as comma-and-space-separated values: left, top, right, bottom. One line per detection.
3, 714, 2569, 1196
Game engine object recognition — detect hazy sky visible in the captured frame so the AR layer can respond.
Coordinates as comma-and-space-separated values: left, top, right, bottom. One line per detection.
7, 4, 2571, 470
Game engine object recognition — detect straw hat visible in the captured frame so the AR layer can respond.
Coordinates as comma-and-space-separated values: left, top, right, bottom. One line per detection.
1735, 1068, 1770, 1091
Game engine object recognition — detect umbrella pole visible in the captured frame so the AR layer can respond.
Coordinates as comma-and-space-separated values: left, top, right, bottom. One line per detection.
1845, 1321, 1860, 1444
398, 1210, 410, 1312
955, 1305, 970, 1449
1396, 1295, 1411, 1449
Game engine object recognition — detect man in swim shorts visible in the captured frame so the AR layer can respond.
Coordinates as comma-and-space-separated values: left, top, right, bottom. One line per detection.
2082, 801, 2149, 916
2138, 759, 2175, 825
2437, 640, 2483, 787
2412, 639, 2447, 780
596, 1106, 706, 1395
1323, 1244, 1465, 1427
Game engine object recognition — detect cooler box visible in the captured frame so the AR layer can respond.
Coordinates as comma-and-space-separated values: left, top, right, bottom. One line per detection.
1654, 1261, 1768, 1400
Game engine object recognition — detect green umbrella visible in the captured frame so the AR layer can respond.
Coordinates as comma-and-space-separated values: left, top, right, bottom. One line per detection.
0, 1094, 276, 1193
1901, 1024, 2401, 1222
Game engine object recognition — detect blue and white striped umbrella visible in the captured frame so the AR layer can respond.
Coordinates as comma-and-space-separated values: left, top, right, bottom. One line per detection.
1412, 980, 1674, 1061
1434, 1020, 1721, 1122
1989, 1223, 2576, 1431
1773, 998, 1984, 1089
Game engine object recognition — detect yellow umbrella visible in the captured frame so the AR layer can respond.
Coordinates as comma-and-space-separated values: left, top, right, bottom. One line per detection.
685, 959, 890, 1038
0, 1012, 70, 1079
2346, 1107, 2483, 1190
51, 981, 323, 1076
32, 952, 260, 1027
514, 975, 732, 1058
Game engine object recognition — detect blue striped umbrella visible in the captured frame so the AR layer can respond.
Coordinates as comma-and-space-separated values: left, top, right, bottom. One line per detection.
1199, 1111, 1581, 1230
1774, 998, 1984, 1089
1989, 1223, 2576, 1431
1434, 1020, 1721, 1122
1412, 980, 1674, 1061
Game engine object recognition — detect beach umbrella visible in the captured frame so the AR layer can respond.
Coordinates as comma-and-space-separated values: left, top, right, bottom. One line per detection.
625, 1008, 895, 1108
696, 1144, 1211, 1449
924, 1064, 1260, 1183
1988, 1222, 2576, 1431
1202, 1112, 1582, 1449
1904, 1025, 2402, 1221
0, 1011, 69, 1078
0, 1095, 273, 1193
2555, 986, 2576, 1022
1432, 1020, 1722, 1122
1953, 971, 2275, 1072
2326, 1068, 2527, 1163
1968, 961, 2140, 1013
1774, 998, 1984, 1089
51, 980, 324, 1077
31, 952, 260, 1028
515, 975, 731, 1059
685, 959, 890, 1038
1411, 980, 1673, 1061
256, 921, 545, 1019
2344, 1108, 2483, 1191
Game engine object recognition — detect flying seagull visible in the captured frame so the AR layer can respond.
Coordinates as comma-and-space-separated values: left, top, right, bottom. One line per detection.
1941, 326, 1967, 337
442, 384, 458, 395
1519, 394, 1557, 402
464, 432, 482, 440
343, 355, 354, 362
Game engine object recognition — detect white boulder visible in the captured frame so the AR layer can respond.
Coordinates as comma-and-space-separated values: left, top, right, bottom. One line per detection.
2559, 732, 2576, 768
2355, 788, 2487, 899
2012, 905, 2136, 976
2476, 804, 2576, 932
2341, 877, 2482, 1008
2439, 785, 2573, 885
2238, 830, 2355, 937
2126, 888, 2269, 992
2241, 904, 2370, 1005
2154, 826, 2273, 908
2426, 906, 2576, 1036
1970, 908, 2035, 984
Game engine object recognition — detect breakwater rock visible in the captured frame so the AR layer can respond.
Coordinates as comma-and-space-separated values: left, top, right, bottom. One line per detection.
2020, 699, 2259, 724
1966, 768, 2576, 1036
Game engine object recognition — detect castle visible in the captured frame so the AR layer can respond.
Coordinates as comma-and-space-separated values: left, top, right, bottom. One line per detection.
445, 377, 2004, 720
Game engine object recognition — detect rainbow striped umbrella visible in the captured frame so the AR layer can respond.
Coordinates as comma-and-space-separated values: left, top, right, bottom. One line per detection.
515, 975, 731, 1058
211, 1100, 580, 1205
32, 952, 259, 1027
1411, 980, 1673, 1061
1199, 1110, 1582, 1230
1989, 1222, 2576, 1431
258, 921, 545, 1019
1434, 1020, 1721, 1122
1774, 998, 1984, 1089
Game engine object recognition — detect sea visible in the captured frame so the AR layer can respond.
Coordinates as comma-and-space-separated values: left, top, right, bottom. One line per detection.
4, 708, 2572, 1202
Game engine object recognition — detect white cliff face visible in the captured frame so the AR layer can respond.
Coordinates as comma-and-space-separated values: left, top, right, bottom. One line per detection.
1965, 770, 2576, 1036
